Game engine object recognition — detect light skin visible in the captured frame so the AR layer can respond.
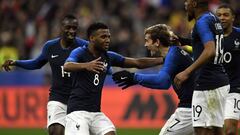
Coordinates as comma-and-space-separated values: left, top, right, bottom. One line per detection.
216, 6, 237, 135
144, 33, 169, 57
64, 28, 166, 73
64, 27, 165, 135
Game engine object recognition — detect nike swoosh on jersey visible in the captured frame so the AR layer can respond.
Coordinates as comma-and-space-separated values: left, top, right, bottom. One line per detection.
121, 77, 127, 80
51, 55, 59, 58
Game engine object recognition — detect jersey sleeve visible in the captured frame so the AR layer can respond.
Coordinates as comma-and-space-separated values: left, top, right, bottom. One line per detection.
107, 51, 125, 67
76, 37, 89, 47
196, 17, 215, 45
134, 47, 179, 89
65, 47, 83, 62
15, 43, 48, 69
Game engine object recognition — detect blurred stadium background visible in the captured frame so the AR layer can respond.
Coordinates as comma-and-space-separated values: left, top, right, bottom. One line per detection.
0, 0, 240, 134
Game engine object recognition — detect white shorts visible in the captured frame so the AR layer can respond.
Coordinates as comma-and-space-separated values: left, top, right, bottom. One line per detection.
47, 101, 67, 128
159, 108, 193, 135
192, 85, 229, 128
65, 111, 116, 135
224, 92, 240, 120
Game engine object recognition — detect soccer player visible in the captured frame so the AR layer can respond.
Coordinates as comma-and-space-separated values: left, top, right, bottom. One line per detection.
216, 4, 240, 135
1, 14, 88, 135
63, 22, 165, 135
112, 24, 195, 135
174, 0, 230, 135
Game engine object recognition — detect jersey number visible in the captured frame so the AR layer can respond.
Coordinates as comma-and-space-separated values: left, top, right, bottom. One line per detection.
61, 66, 71, 77
94, 74, 100, 86
214, 34, 224, 64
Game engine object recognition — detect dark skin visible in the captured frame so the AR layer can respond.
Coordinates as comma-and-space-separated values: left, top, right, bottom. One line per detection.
2, 18, 80, 135
64, 27, 165, 135
174, 0, 223, 135
2, 18, 79, 72
216, 7, 237, 135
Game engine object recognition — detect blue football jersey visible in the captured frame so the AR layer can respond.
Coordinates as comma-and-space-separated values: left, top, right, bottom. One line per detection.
191, 12, 229, 90
66, 46, 125, 113
135, 46, 195, 107
223, 27, 240, 93
16, 37, 89, 104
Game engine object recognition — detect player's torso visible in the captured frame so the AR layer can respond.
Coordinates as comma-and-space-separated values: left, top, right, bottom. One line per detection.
223, 27, 240, 92
192, 13, 229, 90
69, 49, 110, 113
170, 47, 195, 107
46, 38, 85, 103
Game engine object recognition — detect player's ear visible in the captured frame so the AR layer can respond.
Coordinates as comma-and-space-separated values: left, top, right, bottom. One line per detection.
89, 35, 95, 41
156, 39, 161, 47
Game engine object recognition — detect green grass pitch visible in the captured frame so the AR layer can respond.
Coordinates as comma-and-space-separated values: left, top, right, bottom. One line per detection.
0, 128, 160, 135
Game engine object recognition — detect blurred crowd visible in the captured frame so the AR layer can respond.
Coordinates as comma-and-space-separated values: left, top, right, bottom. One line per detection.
0, 0, 240, 72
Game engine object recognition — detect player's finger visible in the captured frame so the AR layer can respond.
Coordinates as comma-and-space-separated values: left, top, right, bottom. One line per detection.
92, 69, 100, 74
95, 57, 102, 61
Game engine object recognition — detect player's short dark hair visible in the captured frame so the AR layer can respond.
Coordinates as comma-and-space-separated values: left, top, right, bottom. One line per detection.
195, 0, 209, 8
61, 14, 78, 25
144, 24, 171, 47
217, 3, 235, 15
87, 22, 109, 39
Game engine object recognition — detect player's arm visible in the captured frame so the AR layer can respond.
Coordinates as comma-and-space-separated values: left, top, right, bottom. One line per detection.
122, 57, 164, 69
112, 49, 177, 89
63, 48, 104, 74
174, 19, 216, 88
108, 51, 164, 69
2, 44, 48, 71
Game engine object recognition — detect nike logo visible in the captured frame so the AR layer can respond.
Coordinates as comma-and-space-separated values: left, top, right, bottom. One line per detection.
51, 54, 59, 58
121, 77, 127, 80
76, 124, 80, 130
193, 119, 199, 121
166, 129, 173, 132
233, 110, 240, 113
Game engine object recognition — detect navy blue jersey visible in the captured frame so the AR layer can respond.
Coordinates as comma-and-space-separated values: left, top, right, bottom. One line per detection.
15, 37, 88, 104
223, 27, 240, 93
66, 46, 125, 113
134, 46, 195, 107
192, 12, 229, 90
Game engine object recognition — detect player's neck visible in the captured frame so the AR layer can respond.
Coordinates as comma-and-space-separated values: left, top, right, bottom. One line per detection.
159, 46, 169, 57
60, 39, 73, 49
88, 43, 101, 57
224, 25, 233, 36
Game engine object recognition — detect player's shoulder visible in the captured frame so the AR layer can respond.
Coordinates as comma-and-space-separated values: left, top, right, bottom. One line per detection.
197, 12, 218, 24
233, 27, 240, 33
45, 37, 60, 45
75, 37, 89, 47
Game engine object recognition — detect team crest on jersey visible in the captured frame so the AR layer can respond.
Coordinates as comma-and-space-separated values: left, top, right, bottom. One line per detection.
103, 61, 108, 72
234, 38, 240, 49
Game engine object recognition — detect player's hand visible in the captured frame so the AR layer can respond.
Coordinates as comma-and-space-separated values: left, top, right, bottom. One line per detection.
2, 60, 15, 72
86, 57, 105, 74
112, 70, 136, 89
174, 70, 190, 89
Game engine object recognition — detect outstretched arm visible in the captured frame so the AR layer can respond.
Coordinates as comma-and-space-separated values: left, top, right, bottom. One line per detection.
134, 71, 171, 89
122, 57, 164, 69
112, 70, 171, 90
2, 46, 48, 71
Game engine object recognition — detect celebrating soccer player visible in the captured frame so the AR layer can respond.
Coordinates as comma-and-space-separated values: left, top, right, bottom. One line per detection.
63, 22, 165, 135
216, 4, 240, 135
2, 14, 88, 135
174, 0, 230, 134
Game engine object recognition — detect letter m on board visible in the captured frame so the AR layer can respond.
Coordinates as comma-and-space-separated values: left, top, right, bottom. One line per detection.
123, 93, 158, 120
